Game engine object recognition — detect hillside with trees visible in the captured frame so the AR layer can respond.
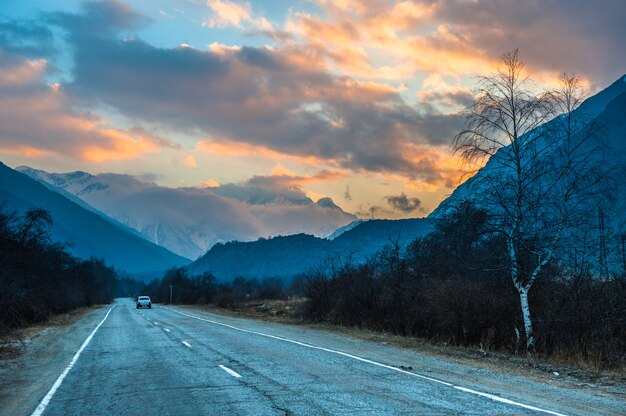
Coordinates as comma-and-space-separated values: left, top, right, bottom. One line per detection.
0, 207, 142, 338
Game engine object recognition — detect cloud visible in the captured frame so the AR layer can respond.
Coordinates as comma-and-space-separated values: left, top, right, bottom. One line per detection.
204, 0, 273, 31
184, 154, 197, 168
0, 0, 466, 189
344, 184, 352, 201
0, 50, 47, 86
284, 0, 626, 88
386, 192, 422, 213
354, 204, 393, 220
202, 178, 220, 188
0, 18, 55, 57
431, 0, 626, 85
0, 46, 176, 162
49, 9, 450, 179
247, 169, 347, 189
47, 0, 150, 35
208, 168, 347, 206
8, 0, 621, 199
205, 0, 251, 28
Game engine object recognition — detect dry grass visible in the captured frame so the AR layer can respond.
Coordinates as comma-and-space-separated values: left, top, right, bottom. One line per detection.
0, 306, 95, 359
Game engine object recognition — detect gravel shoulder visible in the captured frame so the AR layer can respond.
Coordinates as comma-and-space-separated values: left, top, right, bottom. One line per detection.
0, 306, 108, 416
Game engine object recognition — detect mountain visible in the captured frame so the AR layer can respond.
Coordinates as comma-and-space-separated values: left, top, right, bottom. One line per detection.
327, 219, 363, 240
17, 167, 357, 260
188, 75, 626, 281
0, 162, 190, 273
431, 74, 626, 223
187, 218, 433, 281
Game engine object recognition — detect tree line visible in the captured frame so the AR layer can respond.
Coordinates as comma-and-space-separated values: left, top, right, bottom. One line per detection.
0, 207, 131, 338
142, 267, 289, 306
140, 201, 625, 368
302, 202, 625, 369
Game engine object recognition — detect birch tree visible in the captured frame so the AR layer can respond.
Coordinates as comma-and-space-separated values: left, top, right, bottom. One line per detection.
453, 51, 608, 353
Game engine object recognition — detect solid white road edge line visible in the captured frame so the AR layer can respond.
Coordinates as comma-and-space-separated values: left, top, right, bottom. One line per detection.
31, 304, 117, 416
219, 365, 242, 378
182, 340, 192, 348
163, 307, 567, 416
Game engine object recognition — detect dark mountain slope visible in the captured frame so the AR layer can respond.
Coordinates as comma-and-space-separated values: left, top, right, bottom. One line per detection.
188, 218, 433, 281
0, 162, 190, 273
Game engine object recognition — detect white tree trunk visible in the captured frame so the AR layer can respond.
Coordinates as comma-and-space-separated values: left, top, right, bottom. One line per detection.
518, 287, 535, 353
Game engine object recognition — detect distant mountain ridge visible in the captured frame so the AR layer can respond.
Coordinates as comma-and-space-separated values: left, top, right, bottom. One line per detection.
0, 162, 189, 273
187, 218, 433, 281
17, 167, 357, 260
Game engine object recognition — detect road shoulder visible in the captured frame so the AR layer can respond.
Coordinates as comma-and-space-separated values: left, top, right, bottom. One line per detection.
0, 305, 110, 416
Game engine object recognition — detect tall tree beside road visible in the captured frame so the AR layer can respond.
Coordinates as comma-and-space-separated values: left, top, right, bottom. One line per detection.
453, 51, 610, 353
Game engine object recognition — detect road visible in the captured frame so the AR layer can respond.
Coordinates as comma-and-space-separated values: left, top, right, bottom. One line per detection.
2, 298, 625, 415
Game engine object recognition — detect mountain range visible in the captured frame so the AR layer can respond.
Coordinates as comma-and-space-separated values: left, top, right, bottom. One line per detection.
17, 167, 356, 260
187, 218, 433, 280
4, 75, 625, 280
0, 162, 189, 273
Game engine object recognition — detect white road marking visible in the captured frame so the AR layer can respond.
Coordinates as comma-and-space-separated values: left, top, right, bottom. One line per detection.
164, 328, 171, 332
164, 307, 567, 416
31, 305, 116, 416
182, 340, 192, 348
153, 321, 158, 325
219, 365, 242, 378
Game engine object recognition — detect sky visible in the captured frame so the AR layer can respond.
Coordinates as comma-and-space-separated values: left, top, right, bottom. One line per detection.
0, 0, 625, 218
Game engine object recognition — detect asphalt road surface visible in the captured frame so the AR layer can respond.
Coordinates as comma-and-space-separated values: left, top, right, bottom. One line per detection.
4, 298, 625, 415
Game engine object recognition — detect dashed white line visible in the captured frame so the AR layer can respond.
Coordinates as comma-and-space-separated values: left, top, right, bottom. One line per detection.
182, 340, 192, 348
219, 365, 242, 378
153, 321, 159, 325
164, 328, 171, 332
31, 305, 116, 416
163, 307, 567, 416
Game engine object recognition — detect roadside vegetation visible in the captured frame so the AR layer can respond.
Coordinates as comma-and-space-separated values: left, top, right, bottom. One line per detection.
301, 202, 626, 370
0, 207, 135, 339
146, 200, 625, 370
144, 51, 625, 371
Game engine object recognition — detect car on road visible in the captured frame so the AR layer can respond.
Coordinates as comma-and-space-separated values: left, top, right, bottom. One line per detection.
136, 296, 152, 309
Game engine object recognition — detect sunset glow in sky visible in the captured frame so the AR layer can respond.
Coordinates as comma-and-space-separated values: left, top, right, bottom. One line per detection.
1, 0, 625, 217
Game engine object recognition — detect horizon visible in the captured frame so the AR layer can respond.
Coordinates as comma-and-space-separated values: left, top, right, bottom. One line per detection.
1, 0, 625, 219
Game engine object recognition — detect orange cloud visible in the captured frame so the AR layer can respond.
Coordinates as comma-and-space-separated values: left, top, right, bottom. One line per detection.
0, 80, 167, 163
0, 145, 52, 158
0, 56, 47, 87
205, 0, 251, 27
204, 0, 272, 31
262, 168, 348, 188
195, 139, 283, 158
282, 2, 572, 84
202, 178, 220, 188
81, 130, 161, 162
194, 139, 329, 166
184, 154, 197, 168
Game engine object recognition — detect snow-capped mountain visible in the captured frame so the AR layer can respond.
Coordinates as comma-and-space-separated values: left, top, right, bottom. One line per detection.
17, 167, 356, 260
0, 163, 189, 273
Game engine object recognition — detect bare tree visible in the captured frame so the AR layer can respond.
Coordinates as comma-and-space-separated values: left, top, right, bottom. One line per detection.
453, 51, 609, 353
